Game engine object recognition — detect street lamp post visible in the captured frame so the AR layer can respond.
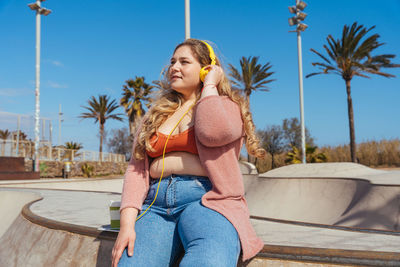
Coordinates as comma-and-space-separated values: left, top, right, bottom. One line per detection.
28, 0, 51, 172
185, 0, 190, 39
58, 104, 63, 147
288, 0, 308, 164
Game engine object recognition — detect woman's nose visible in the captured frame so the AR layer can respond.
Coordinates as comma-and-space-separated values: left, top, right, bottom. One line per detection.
170, 62, 180, 72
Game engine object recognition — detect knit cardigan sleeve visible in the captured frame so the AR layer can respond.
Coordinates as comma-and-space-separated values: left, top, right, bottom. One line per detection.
195, 95, 244, 147
119, 119, 149, 213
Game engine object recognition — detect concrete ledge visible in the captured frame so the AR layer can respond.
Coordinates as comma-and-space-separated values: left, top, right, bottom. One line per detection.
239, 161, 258, 175
0, 171, 40, 180
0, 157, 25, 172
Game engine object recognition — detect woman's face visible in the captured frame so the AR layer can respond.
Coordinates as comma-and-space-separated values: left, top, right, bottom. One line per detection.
169, 45, 202, 95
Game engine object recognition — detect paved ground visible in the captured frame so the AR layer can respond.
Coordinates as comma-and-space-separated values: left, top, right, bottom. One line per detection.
0, 187, 121, 229
0, 177, 123, 192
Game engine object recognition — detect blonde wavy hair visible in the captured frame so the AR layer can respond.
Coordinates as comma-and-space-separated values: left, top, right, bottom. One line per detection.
133, 39, 266, 160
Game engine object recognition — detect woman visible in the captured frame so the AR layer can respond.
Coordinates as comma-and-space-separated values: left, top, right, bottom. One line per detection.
112, 39, 266, 267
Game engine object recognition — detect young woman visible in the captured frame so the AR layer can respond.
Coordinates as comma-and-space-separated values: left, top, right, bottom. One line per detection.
112, 39, 266, 267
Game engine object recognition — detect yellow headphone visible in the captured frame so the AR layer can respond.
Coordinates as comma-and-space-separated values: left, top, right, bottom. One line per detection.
199, 41, 217, 82
136, 40, 215, 221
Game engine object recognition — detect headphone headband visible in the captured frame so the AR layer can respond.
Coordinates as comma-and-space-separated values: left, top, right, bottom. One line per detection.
201, 40, 216, 65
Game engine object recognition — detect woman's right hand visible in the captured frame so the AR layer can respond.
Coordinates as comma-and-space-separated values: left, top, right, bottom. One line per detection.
203, 65, 223, 87
112, 226, 136, 267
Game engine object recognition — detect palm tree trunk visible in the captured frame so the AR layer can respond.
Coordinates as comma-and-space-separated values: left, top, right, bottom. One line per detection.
100, 123, 104, 162
345, 79, 357, 163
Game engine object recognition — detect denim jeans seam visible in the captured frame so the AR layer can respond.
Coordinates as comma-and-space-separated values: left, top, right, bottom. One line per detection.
173, 180, 176, 207
165, 182, 170, 208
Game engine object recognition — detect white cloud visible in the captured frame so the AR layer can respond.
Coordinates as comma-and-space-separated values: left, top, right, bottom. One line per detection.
0, 88, 32, 97
47, 81, 68, 89
45, 59, 64, 67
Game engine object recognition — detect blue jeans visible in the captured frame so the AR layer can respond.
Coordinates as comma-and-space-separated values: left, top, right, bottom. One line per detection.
118, 174, 241, 267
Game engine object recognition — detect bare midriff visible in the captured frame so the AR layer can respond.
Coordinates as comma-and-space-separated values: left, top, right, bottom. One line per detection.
148, 100, 208, 179
149, 151, 207, 179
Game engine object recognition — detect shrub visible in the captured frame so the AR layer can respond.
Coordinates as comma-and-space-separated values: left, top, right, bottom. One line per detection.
81, 163, 94, 178
39, 162, 48, 177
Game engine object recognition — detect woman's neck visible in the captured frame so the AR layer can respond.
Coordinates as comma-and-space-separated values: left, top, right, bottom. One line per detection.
181, 93, 198, 106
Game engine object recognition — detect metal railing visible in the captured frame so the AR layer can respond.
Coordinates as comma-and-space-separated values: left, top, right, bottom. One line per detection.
0, 140, 125, 163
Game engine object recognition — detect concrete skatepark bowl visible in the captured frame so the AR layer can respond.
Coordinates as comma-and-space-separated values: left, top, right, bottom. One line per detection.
0, 162, 399, 266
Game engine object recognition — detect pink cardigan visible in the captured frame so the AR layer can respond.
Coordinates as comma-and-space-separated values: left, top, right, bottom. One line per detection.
120, 95, 264, 262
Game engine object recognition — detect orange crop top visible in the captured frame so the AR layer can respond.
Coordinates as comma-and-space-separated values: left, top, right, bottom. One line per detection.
146, 126, 198, 158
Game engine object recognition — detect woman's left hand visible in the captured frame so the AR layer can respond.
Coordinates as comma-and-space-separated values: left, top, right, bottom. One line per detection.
203, 65, 224, 87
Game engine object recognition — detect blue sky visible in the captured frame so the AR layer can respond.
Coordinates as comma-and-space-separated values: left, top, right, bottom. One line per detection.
1, 0, 399, 152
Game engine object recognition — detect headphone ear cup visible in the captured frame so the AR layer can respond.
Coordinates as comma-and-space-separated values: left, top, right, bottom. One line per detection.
199, 67, 209, 82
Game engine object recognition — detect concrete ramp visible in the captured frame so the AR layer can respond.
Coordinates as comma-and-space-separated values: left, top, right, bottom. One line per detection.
245, 163, 400, 232
245, 177, 400, 231
0, 211, 114, 267
0, 191, 41, 238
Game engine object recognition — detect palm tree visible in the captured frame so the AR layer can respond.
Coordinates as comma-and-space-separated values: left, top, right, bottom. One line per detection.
80, 95, 124, 159
306, 22, 400, 162
120, 77, 154, 136
229, 56, 275, 163
228, 56, 275, 102
0, 129, 11, 156
64, 141, 83, 161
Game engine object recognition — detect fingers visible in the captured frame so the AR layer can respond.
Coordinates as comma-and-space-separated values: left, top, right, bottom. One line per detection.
127, 238, 135, 257
111, 232, 136, 267
111, 245, 121, 267
203, 65, 223, 86
203, 65, 214, 71
204, 64, 222, 73
111, 242, 125, 267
